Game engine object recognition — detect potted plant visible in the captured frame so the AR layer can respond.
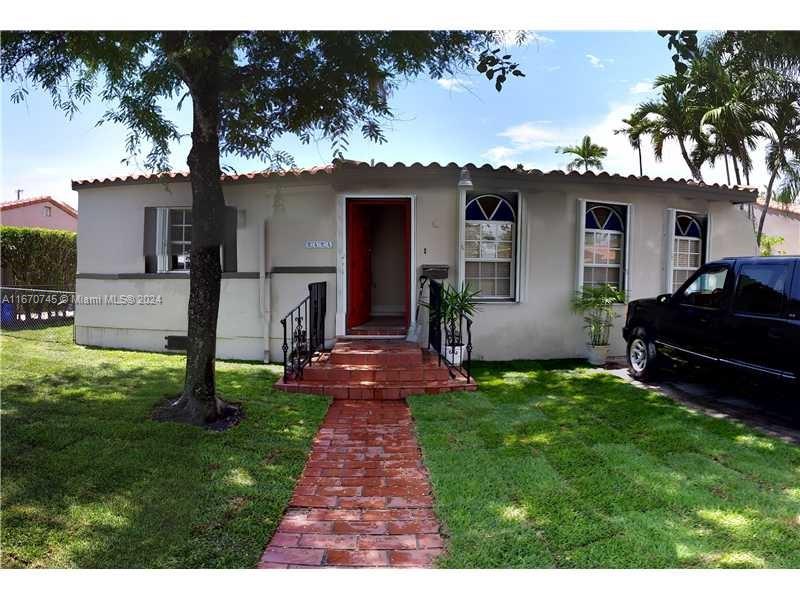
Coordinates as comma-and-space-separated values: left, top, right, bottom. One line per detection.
438, 282, 480, 366
571, 284, 626, 366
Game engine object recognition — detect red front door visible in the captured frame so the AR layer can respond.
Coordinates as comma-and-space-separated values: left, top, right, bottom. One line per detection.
347, 202, 372, 329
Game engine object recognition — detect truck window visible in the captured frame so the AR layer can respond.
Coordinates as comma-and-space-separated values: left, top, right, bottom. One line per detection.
676, 264, 729, 309
733, 262, 791, 317
786, 262, 800, 320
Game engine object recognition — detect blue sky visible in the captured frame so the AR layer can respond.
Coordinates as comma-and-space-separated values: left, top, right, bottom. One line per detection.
1, 31, 766, 209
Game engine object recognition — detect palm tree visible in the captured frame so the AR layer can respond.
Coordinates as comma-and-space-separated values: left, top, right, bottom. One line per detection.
692, 49, 761, 186
556, 135, 608, 172
691, 129, 732, 184
756, 94, 800, 245
634, 73, 704, 181
614, 115, 651, 176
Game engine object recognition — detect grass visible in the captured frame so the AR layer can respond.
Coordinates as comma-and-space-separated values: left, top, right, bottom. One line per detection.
0, 326, 328, 568
409, 360, 800, 568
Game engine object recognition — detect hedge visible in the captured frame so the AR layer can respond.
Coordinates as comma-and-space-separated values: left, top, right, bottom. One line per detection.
0, 226, 77, 289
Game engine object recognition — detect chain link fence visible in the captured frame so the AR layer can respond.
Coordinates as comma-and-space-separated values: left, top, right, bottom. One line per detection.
0, 284, 75, 344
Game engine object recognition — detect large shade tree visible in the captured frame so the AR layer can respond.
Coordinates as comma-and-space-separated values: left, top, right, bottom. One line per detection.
1, 31, 524, 426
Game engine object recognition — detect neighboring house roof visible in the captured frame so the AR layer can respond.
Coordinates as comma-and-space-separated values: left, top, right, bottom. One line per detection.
755, 198, 800, 221
72, 159, 758, 202
1, 195, 78, 219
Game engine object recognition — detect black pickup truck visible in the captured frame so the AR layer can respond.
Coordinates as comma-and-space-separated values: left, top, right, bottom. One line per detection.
623, 256, 800, 388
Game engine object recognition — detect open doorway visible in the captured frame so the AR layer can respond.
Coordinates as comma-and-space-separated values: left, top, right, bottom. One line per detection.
346, 198, 410, 335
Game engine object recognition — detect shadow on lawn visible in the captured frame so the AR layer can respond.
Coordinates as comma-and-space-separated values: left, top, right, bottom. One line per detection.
1, 345, 326, 568
414, 361, 800, 568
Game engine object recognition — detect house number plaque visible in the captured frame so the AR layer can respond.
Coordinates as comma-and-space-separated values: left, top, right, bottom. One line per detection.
304, 240, 334, 249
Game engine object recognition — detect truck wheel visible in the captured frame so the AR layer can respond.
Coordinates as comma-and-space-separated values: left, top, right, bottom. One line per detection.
627, 328, 659, 381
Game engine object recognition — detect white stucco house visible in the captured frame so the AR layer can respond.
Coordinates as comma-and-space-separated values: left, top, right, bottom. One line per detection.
72, 160, 758, 363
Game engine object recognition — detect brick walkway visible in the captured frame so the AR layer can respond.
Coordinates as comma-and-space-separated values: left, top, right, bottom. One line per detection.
258, 400, 444, 568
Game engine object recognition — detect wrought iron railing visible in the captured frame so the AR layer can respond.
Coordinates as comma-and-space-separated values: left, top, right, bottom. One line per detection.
281, 281, 327, 380
426, 279, 473, 382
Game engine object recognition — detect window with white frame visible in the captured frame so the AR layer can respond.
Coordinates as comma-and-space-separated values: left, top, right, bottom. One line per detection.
671, 212, 706, 291
464, 193, 517, 299
156, 207, 192, 271
582, 202, 627, 289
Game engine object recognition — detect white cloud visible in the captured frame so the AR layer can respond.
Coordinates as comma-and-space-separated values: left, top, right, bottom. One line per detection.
586, 54, 613, 69
498, 121, 564, 150
629, 80, 653, 94
483, 146, 517, 162
436, 78, 473, 92
496, 31, 554, 47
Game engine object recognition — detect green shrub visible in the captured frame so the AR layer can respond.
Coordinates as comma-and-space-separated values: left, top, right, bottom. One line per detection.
0, 226, 77, 288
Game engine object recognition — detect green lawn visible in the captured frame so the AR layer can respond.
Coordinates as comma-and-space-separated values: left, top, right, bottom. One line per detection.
409, 361, 800, 568
0, 326, 328, 568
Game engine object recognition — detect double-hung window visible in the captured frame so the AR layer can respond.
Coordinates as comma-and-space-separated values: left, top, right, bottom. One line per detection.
156, 207, 192, 272
581, 202, 628, 290
144, 204, 237, 274
463, 193, 518, 300
668, 211, 708, 292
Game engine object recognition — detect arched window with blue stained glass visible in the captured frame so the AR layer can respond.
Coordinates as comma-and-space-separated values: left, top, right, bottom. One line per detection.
583, 202, 627, 289
672, 212, 706, 291
464, 193, 518, 299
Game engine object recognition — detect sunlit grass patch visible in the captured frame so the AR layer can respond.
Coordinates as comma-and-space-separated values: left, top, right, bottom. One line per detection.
1, 327, 328, 568
410, 360, 800, 568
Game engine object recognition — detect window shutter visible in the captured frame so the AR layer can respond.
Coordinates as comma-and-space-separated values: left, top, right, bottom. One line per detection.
143, 207, 158, 273
222, 206, 238, 272
664, 208, 676, 293
703, 213, 712, 262
624, 203, 633, 295
576, 198, 587, 290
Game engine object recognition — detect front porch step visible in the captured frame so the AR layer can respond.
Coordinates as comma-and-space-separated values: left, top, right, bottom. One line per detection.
274, 339, 477, 400
329, 340, 424, 366
301, 364, 452, 383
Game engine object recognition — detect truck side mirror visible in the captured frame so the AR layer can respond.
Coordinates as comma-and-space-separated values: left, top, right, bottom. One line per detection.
657, 293, 672, 304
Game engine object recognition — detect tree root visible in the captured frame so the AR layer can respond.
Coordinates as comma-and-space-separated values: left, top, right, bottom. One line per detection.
152, 393, 243, 431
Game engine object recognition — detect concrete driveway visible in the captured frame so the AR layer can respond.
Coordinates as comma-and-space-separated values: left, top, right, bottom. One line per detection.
605, 364, 800, 445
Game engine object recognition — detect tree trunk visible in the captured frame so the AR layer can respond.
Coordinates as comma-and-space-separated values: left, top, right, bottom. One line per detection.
732, 154, 742, 186
724, 152, 731, 186
741, 141, 751, 186
757, 170, 779, 248
677, 137, 703, 182
154, 63, 228, 426
637, 146, 643, 177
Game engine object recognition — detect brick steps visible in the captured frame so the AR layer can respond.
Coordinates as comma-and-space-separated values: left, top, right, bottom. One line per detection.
274, 339, 477, 400
329, 340, 424, 366
300, 365, 451, 383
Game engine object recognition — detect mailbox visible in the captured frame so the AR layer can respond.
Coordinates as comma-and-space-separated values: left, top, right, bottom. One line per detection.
421, 264, 449, 280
